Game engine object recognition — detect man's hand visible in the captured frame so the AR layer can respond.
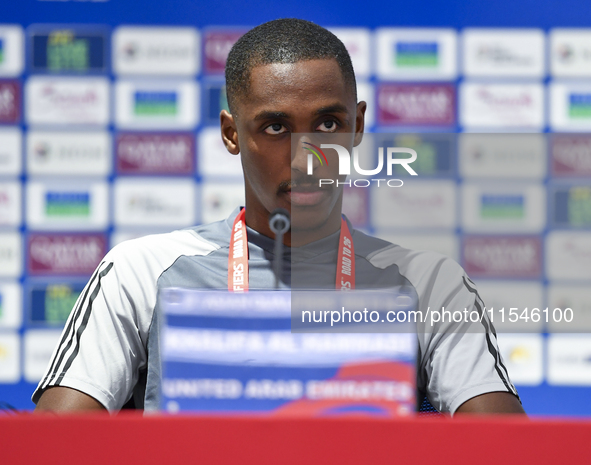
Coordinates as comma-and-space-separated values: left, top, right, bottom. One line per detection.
35, 386, 106, 412
456, 392, 525, 415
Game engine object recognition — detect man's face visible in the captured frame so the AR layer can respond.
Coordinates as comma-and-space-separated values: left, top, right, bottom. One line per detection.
221, 58, 366, 243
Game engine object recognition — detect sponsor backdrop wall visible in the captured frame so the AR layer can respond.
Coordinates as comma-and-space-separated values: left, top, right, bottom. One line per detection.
1, 0, 591, 415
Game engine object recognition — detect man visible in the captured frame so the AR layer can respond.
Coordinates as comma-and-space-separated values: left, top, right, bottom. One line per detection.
34, 19, 524, 414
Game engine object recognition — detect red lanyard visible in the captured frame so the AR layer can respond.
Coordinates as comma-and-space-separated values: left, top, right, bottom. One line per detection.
228, 208, 355, 292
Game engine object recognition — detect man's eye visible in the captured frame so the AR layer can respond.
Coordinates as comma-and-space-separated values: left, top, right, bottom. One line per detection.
317, 120, 338, 132
264, 123, 287, 135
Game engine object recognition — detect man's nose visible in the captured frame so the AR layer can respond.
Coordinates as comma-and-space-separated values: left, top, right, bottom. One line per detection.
291, 136, 318, 174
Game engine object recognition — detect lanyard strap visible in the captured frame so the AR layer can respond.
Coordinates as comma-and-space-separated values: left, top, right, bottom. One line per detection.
228, 208, 249, 292
337, 217, 355, 291
228, 209, 356, 292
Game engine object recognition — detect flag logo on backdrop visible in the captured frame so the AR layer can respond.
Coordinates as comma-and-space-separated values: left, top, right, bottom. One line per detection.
395, 42, 439, 67
134, 91, 178, 116
569, 93, 591, 119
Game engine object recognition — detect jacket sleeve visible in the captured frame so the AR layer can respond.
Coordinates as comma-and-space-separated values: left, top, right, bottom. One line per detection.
416, 257, 520, 414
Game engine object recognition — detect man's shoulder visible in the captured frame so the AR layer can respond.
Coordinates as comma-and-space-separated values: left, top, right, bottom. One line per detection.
353, 229, 448, 266
354, 229, 463, 284
106, 226, 221, 265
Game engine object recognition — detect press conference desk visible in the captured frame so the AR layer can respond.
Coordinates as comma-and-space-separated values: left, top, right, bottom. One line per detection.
2, 414, 590, 464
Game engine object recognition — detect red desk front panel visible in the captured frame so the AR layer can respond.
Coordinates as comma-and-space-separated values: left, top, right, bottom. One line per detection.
1, 414, 590, 464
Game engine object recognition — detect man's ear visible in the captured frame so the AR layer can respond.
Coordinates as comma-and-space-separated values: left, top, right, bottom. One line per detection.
353, 100, 367, 147
220, 109, 240, 155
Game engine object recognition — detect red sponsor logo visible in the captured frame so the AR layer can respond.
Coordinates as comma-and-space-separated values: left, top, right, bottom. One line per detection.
463, 236, 542, 278
554, 234, 591, 261
551, 135, 591, 176
475, 87, 534, 109
40, 84, 98, 106
28, 233, 107, 275
116, 133, 195, 175
0, 81, 20, 123
203, 30, 246, 74
377, 84, 455, 126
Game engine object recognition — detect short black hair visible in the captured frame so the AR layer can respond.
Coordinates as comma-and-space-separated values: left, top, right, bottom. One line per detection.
225, 18, 357, 114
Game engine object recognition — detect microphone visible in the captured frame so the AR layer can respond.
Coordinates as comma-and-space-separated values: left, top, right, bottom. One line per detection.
269, 208, 290, 289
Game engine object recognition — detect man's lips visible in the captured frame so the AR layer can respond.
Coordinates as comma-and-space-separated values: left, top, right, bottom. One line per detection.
282, 183, 332, 206
288, 190, 329, 206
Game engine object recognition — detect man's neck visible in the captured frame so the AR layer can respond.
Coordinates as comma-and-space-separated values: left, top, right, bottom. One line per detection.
243, 203, 343, 247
